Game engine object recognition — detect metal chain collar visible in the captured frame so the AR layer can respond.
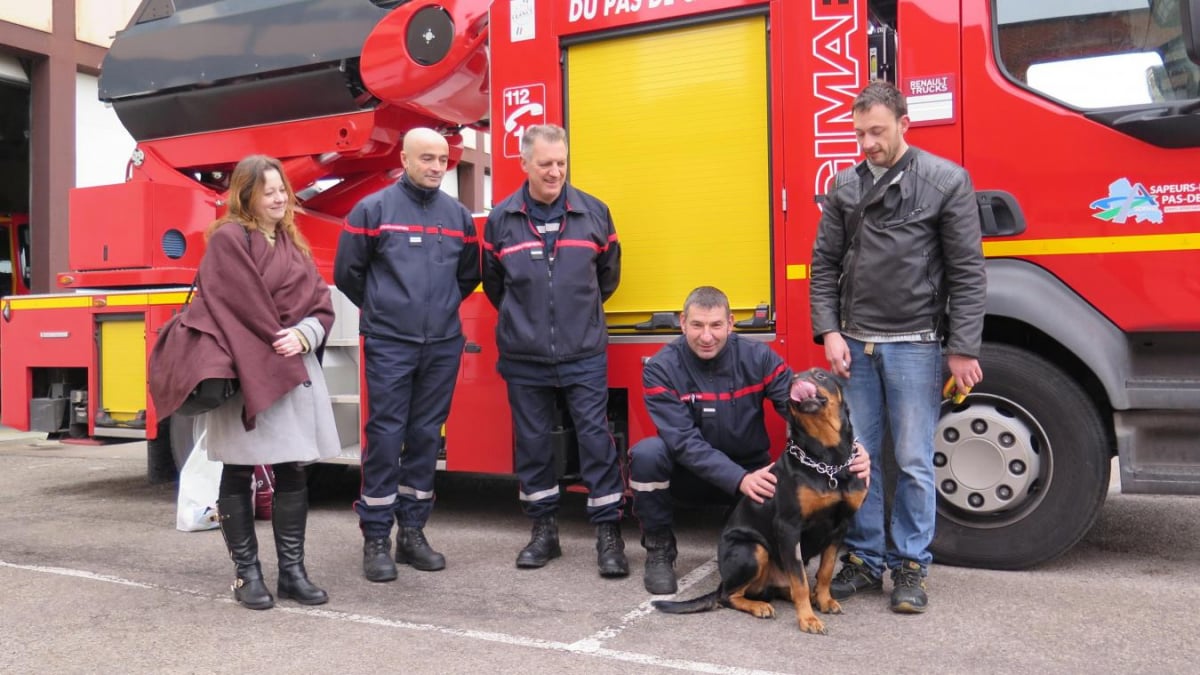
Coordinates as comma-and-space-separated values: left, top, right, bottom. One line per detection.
786, 440, 857, 489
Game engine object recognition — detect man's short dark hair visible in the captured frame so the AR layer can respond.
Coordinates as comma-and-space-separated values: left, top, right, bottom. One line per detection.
853, 80, 908, 119
682, 286, 731, 318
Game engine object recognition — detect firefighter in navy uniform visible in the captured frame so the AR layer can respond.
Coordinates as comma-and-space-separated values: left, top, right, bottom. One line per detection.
481, 124, 628, 578
334, 128, 481, 582
630, 286, 870, 594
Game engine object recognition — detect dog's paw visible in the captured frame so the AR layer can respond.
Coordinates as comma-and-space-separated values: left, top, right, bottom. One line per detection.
818, 598, 843, 614
798, 616, 828, 635
751, 602, 776, 619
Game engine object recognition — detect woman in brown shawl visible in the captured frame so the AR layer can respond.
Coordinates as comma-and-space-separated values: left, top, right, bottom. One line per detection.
157, 155, 339, 609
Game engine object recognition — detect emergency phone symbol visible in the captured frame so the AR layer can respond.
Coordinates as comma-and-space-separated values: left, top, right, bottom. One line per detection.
502, 84, 546, 158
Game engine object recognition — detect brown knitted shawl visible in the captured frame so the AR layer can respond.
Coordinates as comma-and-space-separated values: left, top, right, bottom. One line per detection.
149, 221, 333, 429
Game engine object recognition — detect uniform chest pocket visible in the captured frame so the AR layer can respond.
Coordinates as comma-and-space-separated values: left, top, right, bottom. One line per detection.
695, 403, 720, 436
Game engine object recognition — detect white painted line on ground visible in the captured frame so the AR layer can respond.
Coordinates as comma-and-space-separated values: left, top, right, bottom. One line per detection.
0, 558, 787, 675
0, 560, 155, 588
572, 558, 719, 648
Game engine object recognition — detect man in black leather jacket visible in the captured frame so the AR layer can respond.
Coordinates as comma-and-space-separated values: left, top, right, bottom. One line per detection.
810, 80, 986, 614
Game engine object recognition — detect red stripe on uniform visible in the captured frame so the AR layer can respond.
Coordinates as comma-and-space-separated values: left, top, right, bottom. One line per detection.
342, 222, 378, 236
379, 224, 417, 233
558, 239, 603, 253
731, 363, 788, 398
498, 241, 543, 258
675, 364, 786, 402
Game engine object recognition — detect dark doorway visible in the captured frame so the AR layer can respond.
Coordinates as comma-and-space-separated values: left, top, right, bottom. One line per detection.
0, 77, 30, 215
0, 74, 31, 297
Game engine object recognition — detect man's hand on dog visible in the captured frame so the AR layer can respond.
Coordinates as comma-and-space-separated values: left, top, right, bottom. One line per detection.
741, 443, 871, 503
739, 466, 778, 503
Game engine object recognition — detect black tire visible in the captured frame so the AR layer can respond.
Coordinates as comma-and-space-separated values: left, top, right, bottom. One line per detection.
167, 414, 195, 471
930, 343, 1109, 569
146, 418, 177, 484
145, 416, 197, 484
307, 463, 355, 501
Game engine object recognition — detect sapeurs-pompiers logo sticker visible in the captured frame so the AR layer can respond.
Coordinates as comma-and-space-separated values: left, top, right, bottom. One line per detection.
1090, 178, 1163, 224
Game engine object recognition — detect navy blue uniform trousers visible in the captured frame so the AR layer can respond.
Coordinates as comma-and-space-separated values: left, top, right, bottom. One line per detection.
629, 436, 760, 531
502, 355, 625, 523
355, 335, 463, 538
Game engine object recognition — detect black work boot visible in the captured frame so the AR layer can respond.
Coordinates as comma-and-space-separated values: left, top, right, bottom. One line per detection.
396, 526, 446, 571
363, 536, 398, 582
890, 560, 929, 614
217, 495, 274, 610
830, 552, 883, 600
515, 515, 562, 568
272, 488, 328, 605
641, 528, 677, 594
596, 522, 629, 578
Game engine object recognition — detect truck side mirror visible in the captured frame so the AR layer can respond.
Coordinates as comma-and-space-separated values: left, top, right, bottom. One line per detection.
1182, 0, 1200, 65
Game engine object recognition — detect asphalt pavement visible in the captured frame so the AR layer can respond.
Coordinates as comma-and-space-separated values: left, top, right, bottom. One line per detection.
1, 431, 1198, 674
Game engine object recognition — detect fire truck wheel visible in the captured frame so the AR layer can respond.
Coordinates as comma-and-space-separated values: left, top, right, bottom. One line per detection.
146, 416, 195, 484
929, 343, 1110, 570
146, 418, 177, 484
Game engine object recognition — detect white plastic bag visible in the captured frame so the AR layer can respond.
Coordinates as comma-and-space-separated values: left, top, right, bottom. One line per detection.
175, 424, 222, 532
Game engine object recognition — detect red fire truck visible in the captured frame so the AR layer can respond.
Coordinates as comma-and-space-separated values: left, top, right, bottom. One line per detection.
2, 0, 1198, 570
0, 212, 30, 299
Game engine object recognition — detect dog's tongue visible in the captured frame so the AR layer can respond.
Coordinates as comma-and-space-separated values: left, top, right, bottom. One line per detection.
790, 379, 818, 402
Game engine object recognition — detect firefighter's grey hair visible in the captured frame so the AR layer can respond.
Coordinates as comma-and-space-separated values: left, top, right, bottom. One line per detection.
520, 124, 568, 161
682, 286, 732, 318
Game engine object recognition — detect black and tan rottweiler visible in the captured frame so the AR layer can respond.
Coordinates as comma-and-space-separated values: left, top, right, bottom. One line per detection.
652, 367, 867, 634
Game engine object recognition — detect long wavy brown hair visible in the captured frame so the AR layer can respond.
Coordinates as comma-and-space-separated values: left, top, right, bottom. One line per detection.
206, 154, 312, 257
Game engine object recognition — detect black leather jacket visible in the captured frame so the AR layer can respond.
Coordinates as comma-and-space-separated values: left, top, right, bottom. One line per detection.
810, 147, 986, 357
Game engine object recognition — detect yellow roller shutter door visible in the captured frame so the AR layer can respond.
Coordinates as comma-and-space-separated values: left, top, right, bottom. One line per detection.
566, 15, 771, 327
99, 317, 147, 424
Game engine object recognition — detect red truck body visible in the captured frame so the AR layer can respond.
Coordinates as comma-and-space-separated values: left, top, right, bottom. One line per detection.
2, 0, 1199, 569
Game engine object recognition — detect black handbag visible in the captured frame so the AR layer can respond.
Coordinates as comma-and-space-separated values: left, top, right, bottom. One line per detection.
160, 283, 241, 417
176, 376, 240, 416
157, 227, 252, 417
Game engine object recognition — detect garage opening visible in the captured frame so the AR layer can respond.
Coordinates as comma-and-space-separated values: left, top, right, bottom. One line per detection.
0, 54, 31, 297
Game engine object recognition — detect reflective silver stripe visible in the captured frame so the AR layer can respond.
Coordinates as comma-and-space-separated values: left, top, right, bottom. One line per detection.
587, 492, 623, 508
629, 479, 670, 492
397, 485, 434, 500
519, 486, 560, 502
361, 493, 397, 506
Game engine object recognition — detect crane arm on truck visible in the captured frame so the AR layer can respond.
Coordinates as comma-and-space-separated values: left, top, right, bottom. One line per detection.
0, 0, 491, 473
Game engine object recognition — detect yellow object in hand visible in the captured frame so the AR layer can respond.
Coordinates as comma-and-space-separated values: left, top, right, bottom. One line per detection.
943, 376, 970, 404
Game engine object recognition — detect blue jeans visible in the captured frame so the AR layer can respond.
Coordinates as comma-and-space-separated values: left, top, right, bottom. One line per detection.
842, 339, 942, 575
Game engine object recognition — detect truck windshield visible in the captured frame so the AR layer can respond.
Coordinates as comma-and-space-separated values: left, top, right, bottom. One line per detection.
995, 0, 1200, 108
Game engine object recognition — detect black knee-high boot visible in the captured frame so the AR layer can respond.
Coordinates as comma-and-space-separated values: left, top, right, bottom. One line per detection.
273, 488, 328, 605
217, 495, 274, 610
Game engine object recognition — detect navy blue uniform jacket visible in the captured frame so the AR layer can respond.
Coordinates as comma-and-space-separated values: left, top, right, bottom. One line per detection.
482, 183, 620, 363
642, 334, 792, 495
334, 175, 480, 343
